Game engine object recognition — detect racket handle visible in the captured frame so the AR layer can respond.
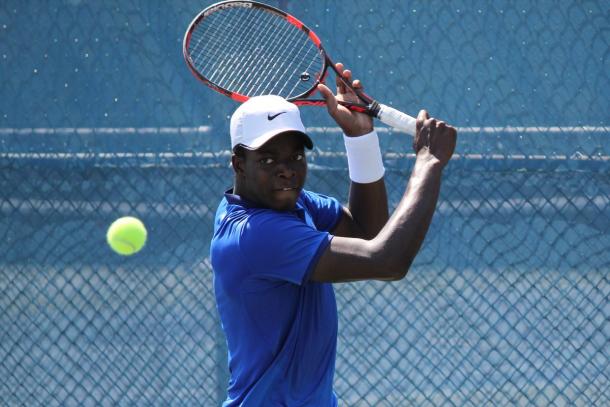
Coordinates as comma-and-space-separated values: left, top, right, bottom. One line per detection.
376, 104, 417, 136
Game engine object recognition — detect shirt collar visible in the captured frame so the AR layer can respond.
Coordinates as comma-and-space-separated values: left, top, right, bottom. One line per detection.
224, 189, 257, 208
224, 188, 305, 215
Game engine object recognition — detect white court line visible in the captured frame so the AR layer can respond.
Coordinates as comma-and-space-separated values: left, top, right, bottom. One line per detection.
0, 125, 609, 135
0, 126, 608, 162
307, 125, 610, 134
0, 197, 213, 217
2, 194, 606, 217
0, 126, 212, 135
458, 126, 610, 134
1, 152, 230, 160
2, 151, 609, 162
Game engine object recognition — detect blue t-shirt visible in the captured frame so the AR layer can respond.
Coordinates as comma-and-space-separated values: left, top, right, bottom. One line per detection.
211, 189, 342, 407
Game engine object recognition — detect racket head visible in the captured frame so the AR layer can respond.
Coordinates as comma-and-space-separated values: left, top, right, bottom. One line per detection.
183, 0, 329, 103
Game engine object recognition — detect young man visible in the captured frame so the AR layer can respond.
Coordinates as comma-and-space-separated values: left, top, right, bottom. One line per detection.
210, 64, 457, 406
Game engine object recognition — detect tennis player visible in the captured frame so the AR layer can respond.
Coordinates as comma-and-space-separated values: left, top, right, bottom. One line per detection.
210, 63, 457, 406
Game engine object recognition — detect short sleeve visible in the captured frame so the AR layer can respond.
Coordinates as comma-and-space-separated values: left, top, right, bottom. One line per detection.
240, 211, 331, 285
299, 190, 343, 232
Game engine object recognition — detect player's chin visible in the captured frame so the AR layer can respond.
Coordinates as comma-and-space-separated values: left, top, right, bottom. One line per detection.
271, 188, 301, 210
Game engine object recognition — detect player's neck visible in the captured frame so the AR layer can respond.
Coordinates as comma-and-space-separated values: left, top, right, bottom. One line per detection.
232, 181, 253, 203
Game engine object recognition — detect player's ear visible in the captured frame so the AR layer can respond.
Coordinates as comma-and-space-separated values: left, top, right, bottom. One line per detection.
231, 154, 243, 175
231, 146, 247, 176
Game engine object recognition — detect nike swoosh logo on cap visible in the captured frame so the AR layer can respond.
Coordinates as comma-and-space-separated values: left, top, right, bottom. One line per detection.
267, 112, 287, 120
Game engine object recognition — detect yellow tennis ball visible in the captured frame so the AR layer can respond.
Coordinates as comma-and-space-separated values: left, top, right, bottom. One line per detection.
106, 216, 147, 256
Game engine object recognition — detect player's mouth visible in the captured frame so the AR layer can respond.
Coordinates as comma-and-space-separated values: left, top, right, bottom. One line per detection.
274, 185, 300, 192
273, 186, 301, 200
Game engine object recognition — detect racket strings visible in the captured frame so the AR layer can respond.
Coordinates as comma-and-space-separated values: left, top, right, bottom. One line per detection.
213, 9, 278, 90
281, 38, 323, 97
267, 27, 318, 96
234, 10, 296, 95
190, 9, 273, 88
187, 6, 323, 99
216, 9, 317, 96
247, 15, 310, 96
191, 9, 265, 86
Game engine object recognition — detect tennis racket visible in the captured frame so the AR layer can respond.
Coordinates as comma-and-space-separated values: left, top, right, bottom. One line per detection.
183, 0, 416, 136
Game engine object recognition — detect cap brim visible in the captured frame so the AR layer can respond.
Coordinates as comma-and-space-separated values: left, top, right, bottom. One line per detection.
240, 130, 313, 150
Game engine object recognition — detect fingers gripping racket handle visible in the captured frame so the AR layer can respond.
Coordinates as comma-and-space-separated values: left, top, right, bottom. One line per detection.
337, 100, 417, 136
376, 104, 417, 136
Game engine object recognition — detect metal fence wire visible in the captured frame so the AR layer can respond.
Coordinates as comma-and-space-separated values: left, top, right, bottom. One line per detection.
1, 0, 609, 406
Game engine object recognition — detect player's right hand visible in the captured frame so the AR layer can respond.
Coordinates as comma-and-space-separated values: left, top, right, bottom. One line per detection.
414, 109, 457, 168
317, 62, 374, 137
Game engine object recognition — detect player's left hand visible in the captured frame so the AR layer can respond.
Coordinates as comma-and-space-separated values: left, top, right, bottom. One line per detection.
414, 109, 457, 168
317, 62, 374, 137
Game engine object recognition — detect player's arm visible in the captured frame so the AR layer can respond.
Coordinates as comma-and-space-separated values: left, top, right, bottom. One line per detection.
310, 110, 457, 283
318, 63, 389, 240
332, 179, 388, 240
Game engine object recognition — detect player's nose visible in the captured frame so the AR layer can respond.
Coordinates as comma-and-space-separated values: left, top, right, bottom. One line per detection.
275, 161, 297, 179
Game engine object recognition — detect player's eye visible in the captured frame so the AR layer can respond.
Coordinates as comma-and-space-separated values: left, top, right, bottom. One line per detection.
294, 153, 304, 161
259, 157, 274, 165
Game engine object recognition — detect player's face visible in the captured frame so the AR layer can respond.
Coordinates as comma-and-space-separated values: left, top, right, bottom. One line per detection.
235, 132, 307, 211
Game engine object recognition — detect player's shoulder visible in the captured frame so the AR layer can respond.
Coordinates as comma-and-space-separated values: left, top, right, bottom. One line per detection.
299, 188, 323, 200
298, 189, 340, 213
298, 189, 334, 207
217, 196, 290, 231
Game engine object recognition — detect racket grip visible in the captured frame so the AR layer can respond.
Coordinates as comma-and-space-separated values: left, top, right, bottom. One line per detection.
376, 104, 416, 136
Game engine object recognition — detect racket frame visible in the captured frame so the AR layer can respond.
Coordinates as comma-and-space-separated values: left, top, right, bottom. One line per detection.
182, 0, 380, 116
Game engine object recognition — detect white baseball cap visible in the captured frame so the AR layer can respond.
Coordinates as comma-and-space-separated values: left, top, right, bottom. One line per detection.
230, 95, 313, 150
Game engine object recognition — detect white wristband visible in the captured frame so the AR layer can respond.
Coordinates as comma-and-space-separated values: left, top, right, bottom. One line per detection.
343, 130, 385, 184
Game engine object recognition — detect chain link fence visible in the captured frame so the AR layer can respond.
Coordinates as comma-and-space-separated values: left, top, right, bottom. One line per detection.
1, 0, 609, 405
